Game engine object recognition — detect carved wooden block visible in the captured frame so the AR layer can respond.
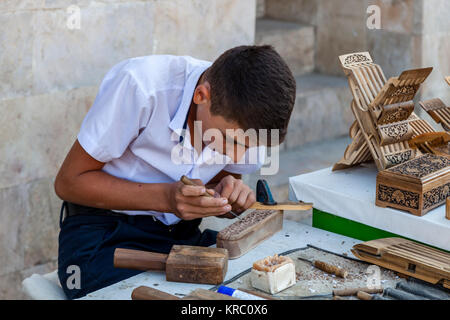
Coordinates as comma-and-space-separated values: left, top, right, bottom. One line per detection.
376, 154, 450, 216
216, 210, 283, 259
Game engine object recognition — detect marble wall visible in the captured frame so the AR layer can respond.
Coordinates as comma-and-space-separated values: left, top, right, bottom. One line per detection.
0, 0, 256, 299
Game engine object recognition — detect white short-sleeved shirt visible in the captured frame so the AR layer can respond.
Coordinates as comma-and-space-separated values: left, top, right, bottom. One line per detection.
78, 55, 266, 225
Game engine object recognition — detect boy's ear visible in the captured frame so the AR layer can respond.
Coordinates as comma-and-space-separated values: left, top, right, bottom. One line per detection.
193, 82, 211, 105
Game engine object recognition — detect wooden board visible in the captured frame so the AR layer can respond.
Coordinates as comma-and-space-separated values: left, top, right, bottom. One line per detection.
352, 238, 450, 288
446, 76, 450, 86
165, 245, 228, 285
216, 210, 283, 259
376, 154, 450, 216
251, 201, 312, 211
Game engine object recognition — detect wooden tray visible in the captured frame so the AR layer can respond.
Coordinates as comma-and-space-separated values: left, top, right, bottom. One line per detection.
376, 154, 450, 216
352, 238, 450, 289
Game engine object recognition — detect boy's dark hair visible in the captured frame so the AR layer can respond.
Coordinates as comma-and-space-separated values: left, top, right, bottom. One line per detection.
205, 45, 296, 145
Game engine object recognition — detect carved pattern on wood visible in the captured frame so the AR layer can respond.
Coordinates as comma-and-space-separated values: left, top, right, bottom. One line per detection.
423, 183, 450, 209
382, 123, 408, 140
387, 154, 450, 178
391, 85, 418, 97
343, 53, 371, 67
378, 106, 413, 125
377, 184, 419, 209
385, 150, 413, 167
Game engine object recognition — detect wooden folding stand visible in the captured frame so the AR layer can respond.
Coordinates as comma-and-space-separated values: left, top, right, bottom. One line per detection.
333, 52, 435, 171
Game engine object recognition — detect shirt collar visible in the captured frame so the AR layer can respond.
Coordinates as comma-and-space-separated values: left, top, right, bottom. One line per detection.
169, 62, 211, 137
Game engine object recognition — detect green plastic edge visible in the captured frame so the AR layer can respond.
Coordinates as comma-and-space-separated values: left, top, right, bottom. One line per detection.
312, 208, 449, 253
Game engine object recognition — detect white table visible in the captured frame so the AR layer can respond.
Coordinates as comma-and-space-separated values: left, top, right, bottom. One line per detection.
81, 219, 361, 300
289, 164, 450, 252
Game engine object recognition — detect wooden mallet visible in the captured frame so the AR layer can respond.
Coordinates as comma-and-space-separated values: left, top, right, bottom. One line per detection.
114, 245, 228, 285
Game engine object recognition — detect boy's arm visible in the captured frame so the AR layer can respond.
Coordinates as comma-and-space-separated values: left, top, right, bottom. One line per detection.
54, 140, 231, 220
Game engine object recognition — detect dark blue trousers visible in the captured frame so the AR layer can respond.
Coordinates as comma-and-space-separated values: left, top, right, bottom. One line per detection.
57, 202, 218, 299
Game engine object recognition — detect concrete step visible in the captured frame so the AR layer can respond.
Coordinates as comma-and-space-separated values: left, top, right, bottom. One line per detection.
283, 73, 353, 151
255, 18, 315, 76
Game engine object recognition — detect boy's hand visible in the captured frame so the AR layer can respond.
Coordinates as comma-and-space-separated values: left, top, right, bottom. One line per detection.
214, 175, 256, 218
168, 179, 231, 220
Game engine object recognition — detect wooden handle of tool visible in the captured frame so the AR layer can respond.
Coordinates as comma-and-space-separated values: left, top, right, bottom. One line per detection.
313, 260, 348, 278
333, 287, 383, 296
131, 286, 181, 300
114, 248, 168, 271
356, 291, 373, 300
181, 175, 214, 197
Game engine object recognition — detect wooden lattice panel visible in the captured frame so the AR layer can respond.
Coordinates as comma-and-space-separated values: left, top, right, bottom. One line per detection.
419, 98, 450, 132
352, 238, 450, 288
333, 52, 434, 171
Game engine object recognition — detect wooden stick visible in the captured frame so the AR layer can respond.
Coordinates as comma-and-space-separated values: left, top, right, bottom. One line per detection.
313, 260, 349, 278
131, 286, 180, 300
333, 287, 383, 296
114, 248, 168, 271
357, 291, 373, 300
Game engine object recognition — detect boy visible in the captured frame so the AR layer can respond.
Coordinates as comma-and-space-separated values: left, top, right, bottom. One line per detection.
54, 45, 296, 299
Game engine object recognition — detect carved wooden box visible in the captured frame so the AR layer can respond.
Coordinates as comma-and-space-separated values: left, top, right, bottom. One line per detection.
376, 154, 450, 216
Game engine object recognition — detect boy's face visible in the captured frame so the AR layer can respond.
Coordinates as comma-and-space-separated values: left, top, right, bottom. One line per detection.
193, 82, 256, 163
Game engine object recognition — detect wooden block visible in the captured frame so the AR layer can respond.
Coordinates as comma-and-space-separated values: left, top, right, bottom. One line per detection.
216, 210, 283, 259
165, 245, 228, 285
114, 245, 228, 285
352, 238, 450, 287
376, 154, 450, 216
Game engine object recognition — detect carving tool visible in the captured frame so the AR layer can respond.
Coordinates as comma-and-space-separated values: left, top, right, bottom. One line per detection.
180, 176, 313, 216
114, 245, 228, 285
180, 175, 243, 220
297, 256, 349, 278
